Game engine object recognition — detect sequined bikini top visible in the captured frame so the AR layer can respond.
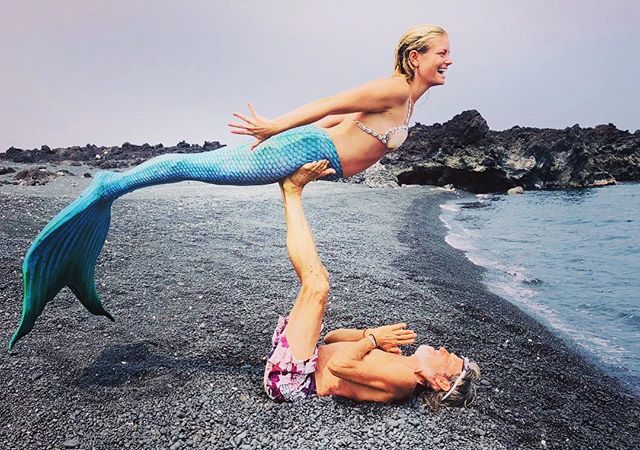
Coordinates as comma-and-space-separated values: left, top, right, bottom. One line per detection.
353, 94, 413, 151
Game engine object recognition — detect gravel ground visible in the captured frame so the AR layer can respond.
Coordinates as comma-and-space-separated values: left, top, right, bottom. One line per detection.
1, 166, 639, 450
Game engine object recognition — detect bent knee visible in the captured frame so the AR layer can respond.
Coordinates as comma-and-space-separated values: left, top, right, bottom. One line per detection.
301, 271, 330, 301
320, 265, 330, 282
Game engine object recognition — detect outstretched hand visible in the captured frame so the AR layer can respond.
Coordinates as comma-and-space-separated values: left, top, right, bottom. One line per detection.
227, 103, 278, 150
369, 323, 417, 354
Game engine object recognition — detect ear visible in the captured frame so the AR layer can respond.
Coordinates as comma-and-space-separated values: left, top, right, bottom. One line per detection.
408, 49, 420, 68
414, 369, 428, 385
433, 375, 451, 392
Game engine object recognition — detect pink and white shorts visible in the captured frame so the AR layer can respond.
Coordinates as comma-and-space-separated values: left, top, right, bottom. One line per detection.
263, 316, 319, 402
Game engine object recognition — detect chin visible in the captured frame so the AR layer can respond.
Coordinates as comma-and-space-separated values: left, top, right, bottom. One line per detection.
426, 76, 446, 87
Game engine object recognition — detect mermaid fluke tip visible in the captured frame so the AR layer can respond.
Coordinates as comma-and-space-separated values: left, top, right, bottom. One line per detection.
8, 172, 116, 350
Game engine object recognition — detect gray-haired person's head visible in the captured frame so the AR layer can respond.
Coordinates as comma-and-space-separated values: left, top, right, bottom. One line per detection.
413, 345, 481, 411
416, 359, 481, 411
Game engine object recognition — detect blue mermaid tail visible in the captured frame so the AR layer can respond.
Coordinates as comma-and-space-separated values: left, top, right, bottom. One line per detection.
8, 125, 343, 350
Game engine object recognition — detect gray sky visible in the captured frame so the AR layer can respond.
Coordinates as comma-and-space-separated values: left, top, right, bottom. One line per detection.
1, 0, 638, 151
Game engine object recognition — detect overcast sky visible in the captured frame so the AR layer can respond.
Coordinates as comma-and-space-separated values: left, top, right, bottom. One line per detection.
1, 0, 638, 151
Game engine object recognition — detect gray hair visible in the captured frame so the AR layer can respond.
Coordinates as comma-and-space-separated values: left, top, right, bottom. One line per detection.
416, 360, 481, 411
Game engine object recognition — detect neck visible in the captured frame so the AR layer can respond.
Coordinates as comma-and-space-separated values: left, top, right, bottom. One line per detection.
404, 354, 426, 386
408, 78, 431, 102
404, 353, 420, 371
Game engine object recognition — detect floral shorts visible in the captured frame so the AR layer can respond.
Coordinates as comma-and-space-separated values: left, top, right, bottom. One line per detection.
263, 316, 320, 402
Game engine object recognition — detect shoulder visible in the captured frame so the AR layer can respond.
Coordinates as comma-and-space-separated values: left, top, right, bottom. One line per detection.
360, 76, 409, 104
326, 76, 409, 113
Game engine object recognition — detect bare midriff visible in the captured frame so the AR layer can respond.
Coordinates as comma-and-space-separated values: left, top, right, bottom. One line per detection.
323, 119, 386, 177
323, 105, 411, 177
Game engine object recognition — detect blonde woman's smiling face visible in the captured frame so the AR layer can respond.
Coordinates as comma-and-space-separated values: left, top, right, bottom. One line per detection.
412, 34, 453, 87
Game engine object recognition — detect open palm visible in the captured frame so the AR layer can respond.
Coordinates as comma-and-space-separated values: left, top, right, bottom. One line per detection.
227, 103, 277, 150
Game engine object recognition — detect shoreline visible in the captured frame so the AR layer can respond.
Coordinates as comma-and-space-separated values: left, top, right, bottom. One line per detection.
439, 187, 640, 396
1, 172, 639, 449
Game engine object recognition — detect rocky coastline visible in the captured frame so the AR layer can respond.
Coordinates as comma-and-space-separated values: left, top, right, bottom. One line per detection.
355, 111, 640, 191
2, 111, 638, 193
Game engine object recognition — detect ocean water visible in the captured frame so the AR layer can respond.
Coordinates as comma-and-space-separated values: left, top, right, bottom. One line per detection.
439, 183, 640, 393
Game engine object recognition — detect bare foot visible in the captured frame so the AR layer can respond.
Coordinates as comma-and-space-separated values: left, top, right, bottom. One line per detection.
280, 160, 336, 193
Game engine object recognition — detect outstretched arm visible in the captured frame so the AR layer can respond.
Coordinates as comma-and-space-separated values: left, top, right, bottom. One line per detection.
314, 113, 357, 129
228, 77, 407, 149
272, 78, 399, 130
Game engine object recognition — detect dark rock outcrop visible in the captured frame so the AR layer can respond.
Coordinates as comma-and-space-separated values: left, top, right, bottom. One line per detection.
14, 167, 59, 186
377, 110, 638, 192
5, 147, 35, 163
1, 140, 226, 170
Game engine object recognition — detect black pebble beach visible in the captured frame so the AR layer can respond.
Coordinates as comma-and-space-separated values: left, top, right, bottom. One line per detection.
1, 166, 639, 450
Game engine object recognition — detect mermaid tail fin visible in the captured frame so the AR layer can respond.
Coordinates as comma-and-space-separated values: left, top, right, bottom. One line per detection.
8, 172, 116, 350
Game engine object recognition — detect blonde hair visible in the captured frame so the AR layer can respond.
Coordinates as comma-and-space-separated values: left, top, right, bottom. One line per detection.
393, 24, 448, 82
416, 360, 481, 412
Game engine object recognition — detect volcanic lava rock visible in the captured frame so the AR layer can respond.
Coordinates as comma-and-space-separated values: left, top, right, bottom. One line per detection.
374, 110, 639, 192
14, 167, 58, 186
1, 139, 226, 173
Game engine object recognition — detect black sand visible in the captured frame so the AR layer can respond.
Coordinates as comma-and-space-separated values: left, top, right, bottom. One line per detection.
1, 167, 639, 450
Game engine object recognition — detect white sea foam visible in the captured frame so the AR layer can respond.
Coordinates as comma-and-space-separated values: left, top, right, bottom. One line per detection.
466, 253, 499, 269
439, 203, 460, 213
493, 281, 537, 302
444, 233, 476, 252
439, 214, 453, 230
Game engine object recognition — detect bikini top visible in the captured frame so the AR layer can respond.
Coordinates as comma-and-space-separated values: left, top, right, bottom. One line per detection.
353, 94, 413, 151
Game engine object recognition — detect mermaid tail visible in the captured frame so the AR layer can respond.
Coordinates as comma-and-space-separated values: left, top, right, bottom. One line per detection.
8, 125, 343, 350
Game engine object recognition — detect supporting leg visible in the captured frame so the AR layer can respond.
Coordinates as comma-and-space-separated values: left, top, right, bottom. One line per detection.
280, 160, 335, 360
